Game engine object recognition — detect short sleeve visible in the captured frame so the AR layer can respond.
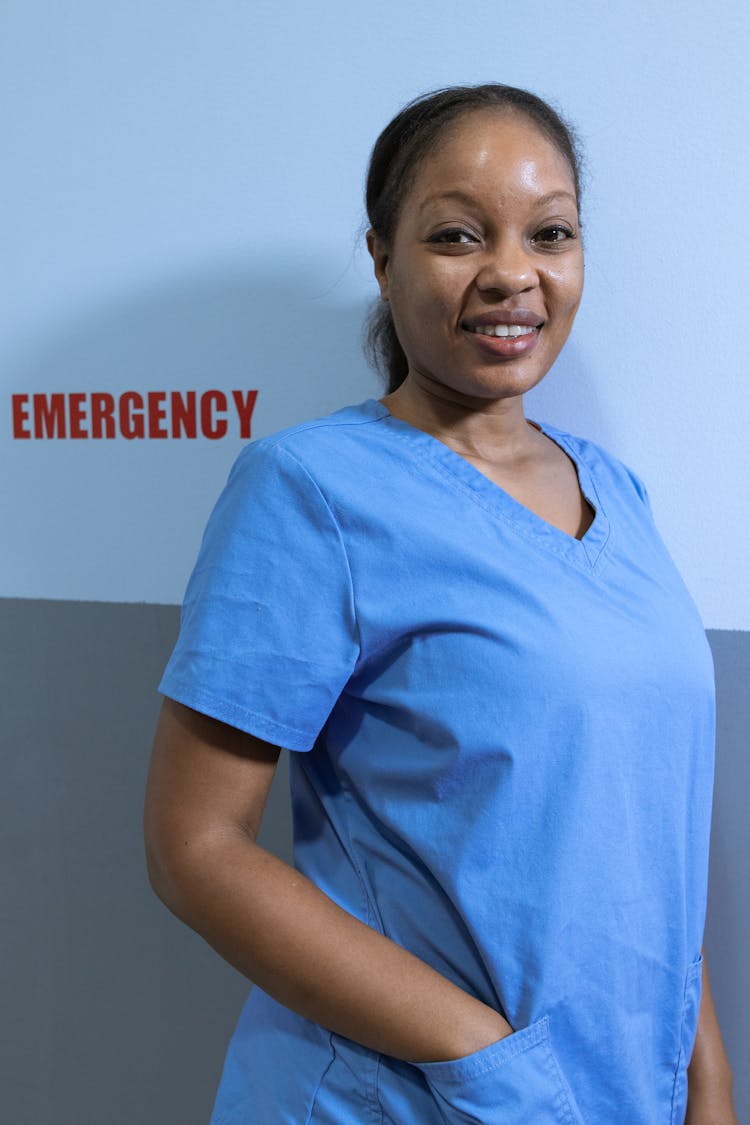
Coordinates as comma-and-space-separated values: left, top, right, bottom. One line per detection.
159, 440, 360, 751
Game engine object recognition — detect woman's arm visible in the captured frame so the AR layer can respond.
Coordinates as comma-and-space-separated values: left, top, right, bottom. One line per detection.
144, 698, 512, 1064
686, 952, 737, 1124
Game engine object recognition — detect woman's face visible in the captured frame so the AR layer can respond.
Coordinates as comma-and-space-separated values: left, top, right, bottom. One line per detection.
369, 110, 584, 406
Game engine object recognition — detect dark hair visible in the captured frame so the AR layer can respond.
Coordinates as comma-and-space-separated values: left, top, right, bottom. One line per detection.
363, 84, 584, 393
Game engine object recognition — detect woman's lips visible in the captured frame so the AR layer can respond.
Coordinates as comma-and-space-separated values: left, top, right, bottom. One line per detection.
461, 308, 543, 330
462, 323, 540, 357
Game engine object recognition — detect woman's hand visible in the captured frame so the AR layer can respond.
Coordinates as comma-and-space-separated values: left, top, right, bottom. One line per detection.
686, 953, 737, 1124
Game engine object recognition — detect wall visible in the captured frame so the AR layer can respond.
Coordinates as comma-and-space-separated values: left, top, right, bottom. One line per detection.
1, 1, 747, 1121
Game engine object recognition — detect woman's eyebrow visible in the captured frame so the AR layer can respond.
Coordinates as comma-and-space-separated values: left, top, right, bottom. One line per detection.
534, 189, 578, 207
417, 187, 577, 213
417, 189, 480, 214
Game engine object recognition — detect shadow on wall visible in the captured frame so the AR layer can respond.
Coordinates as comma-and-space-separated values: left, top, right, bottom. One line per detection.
3, 259, 377, 601
526, 336, 611, 449
3, 252, 611, 602
6, 252, 608, 437
7, 258, 380, 427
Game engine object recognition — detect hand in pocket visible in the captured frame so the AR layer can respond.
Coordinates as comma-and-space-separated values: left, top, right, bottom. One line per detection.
416, 1016, 583, 1125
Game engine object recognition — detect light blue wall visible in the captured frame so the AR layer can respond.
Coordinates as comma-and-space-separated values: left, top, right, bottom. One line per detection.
1, 0, 749, 623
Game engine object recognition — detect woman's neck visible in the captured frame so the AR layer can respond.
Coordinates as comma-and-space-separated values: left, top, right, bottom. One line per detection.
381, 376, 541, 466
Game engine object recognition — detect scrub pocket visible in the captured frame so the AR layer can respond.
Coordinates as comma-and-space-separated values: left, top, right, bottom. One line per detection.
670, 956, 704, 1125
416, 1016, 583, 1125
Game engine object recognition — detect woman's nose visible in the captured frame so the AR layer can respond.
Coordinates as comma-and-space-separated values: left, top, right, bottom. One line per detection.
475, 239, 537, 294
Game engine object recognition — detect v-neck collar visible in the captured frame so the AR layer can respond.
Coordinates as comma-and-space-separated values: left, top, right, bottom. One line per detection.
364, 399, 611, 573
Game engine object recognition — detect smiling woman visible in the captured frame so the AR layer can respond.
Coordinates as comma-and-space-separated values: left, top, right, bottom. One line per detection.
144, 85, 736, 1124
368, 111, 583, 405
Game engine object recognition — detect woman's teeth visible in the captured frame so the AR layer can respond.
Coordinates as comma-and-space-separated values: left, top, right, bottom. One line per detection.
467, 324, 537, 338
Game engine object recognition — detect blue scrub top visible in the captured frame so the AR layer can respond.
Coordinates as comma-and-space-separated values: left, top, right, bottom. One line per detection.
160, 399, 715, 1124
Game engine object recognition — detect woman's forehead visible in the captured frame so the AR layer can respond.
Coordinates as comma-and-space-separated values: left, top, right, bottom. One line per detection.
405, 112, 578, 211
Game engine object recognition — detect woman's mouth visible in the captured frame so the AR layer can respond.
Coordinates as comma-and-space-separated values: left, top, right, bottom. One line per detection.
461, 321, 541, 357
464, 323, 538, 339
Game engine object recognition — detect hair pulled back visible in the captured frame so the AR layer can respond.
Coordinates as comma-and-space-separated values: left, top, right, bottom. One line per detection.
363, 84, 583, 393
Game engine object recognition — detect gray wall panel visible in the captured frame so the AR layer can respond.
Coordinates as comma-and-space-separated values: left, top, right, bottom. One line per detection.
703, 629, 750, 1114
0, 599, 284, 1125
0, 599, 746, 1123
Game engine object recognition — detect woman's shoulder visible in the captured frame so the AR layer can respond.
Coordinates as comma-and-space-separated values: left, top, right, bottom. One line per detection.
536, 420, 652, 510
221, 398, 394, 508
237, 398, 388, 467
257, 398, 387, 448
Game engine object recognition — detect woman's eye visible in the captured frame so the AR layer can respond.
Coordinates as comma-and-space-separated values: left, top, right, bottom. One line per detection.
534, 224, 575, 245
429, 228, 477, 245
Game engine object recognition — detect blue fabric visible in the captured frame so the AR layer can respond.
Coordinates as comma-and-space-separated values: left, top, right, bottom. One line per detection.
160, 399, 714, 1124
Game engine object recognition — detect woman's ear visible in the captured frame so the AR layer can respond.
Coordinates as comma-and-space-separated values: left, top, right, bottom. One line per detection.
366, 230, 390, 301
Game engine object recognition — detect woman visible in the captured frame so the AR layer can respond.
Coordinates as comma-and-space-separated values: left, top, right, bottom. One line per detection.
145, 85, 736, 1123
